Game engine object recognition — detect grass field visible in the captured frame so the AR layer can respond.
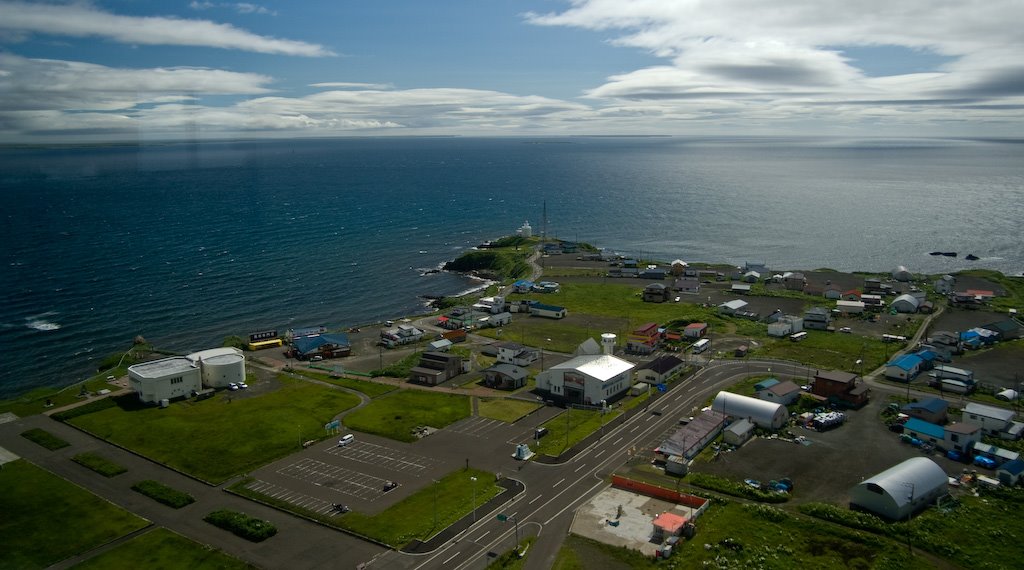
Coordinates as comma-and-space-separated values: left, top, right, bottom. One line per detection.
477, 398, 542, 423
66, 376, 361, 484
337, 468, 500, 547
0, 459, 149, 569
20, 427, 70, 450
760, 330, 890, 372
534, 407, 622, 457
70, 528, 255, 570
291, 369, 396, 398
552, 502, 934, 570
342, 390, 470, 442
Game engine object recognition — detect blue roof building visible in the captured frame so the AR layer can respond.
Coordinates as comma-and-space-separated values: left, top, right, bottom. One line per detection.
754, 378, 780, 392
915, 349, 938, 368
292, 333, 351, 359
960, 330, 982, 348
997, 459, 1024, 486
885, 354, 923, 381
902, 398, 949, 424
903, 418, 945, 443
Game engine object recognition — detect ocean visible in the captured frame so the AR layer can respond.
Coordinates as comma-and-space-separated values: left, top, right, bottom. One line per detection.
2, 136, 1022, 397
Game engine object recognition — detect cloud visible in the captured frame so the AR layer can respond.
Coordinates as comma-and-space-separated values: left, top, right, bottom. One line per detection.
0, 1, 328, 56
310, 82, 394, 90
526, 0, 1024, 131
189, 2, 277, 16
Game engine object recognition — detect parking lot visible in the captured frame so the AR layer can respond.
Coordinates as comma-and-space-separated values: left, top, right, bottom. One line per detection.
325, 440, 439, 475
277, 458, 395, 500
445, 416, 515, 439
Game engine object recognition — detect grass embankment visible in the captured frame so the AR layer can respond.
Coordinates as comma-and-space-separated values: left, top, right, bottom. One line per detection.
343, 390, 470, 442
444, 236, 535, 281
72, 452, 127, 478
20, 427, 70, 450
552, 502, 932, 570
338, 468, 500, 547
291, 369, 396, 398
534, 407, 622, 457
0, 459, 149, 569
70, 528, 255, 570
478, 398, 542, 423
64, 375, 360, 484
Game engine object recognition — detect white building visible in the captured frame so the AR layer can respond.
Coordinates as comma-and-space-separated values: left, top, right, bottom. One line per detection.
128, 357, 202, 404
185, 347, 245, 389
836, 300, 865, 314
718, 299, 749, 315
849, 458, 948, 520
962, 402, 1019, 438
711, 391, 788, 430
536, 354, 635, 405
473, 296, 506, 314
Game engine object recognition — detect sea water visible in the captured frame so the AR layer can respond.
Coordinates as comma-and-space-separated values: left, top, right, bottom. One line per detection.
1, 136, 1022, 396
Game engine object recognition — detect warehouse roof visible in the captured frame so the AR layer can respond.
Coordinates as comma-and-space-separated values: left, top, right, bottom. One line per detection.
550, 354, 635, 382
888, 354, 923, 371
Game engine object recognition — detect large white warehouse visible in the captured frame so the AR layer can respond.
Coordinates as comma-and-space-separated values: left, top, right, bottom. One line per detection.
711, 391, 788, 430
536, 353, 634, 406
186, 347, 246, 388
128, 357, 202, 404
849, 457, 947, 520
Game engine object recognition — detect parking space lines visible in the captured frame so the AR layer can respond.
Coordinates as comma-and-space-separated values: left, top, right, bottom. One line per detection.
446, 416, 510, 438
244, 479, 346, 516
277, 458, 392, 500
326, 441, 439, 474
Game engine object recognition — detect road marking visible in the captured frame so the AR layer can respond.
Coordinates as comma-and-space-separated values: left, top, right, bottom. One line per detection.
612, 437, 622, 446
443, 552, 461, 565
476, 530, 490, 541
574, 463, 586, 473
630, 424, 640, 432
529, 495, 543, 505
554, 478, 565, 486
594, 449, 605, 458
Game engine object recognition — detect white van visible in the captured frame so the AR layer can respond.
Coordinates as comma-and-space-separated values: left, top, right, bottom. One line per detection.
692, 338, 710, 354
790, 332, 808, 342
338, 434, 355, 447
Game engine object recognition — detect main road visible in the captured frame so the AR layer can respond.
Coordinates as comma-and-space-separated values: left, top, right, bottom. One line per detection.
368, 359, 812, 570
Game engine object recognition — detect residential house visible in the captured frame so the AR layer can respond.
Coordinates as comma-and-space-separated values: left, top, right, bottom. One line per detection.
683, 323, 708, 338
842, 289, 863, 301
495, 342, 539, 366
742, 271, 760, 283
673, 277, 701, 294
639, 267, 668, 280
824, 286, 843, 300
944, 422, 982, 454
767, 315, 804, 337
482, 363, 528, 390
885, 354, 923, 381
962, 403, 1020, 438
758, 380, 801, 405
996, 459, 1024, 486
670, 259, 688, 275
723, 418, 755, 446
627, 322, 661, 355
803, 307, 831, 330
811, 370, 869, 408
903, 418, 944, 447
428, 338, 453, 352
409, 352, 463, 385
902, 398, 949, 424
472, 296, 506, 314
783, 272, 806, 291
635, 355, 685, 385
933, 275, 955, 295
719, 299, 749, 315
643, 282, 671, 303
731, 283, 752, 294
381, 324, 424, 347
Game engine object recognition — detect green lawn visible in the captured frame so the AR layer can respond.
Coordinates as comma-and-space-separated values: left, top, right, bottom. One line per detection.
338, 468, 501, 547
478, 398, 541, 423
65, 376, 361, 484
552, 502, 933, 570
342, 389, 470, 442
534, 407, 622, 457
72, 452, 128, 478
760, 330, 890, 372
70, 528, 255, 570
0, 459, 149, 569
20, 427, 70, 450
291, 369, 396, 398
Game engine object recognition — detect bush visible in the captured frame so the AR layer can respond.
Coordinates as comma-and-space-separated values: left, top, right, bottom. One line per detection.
203, 509, 277, 542
688, 472, 789, 503
52, 396, 118, 421
20, 428, 70, 450
132, 480, 195, 508
371, 351, 423, 378
72, 452, 127, 477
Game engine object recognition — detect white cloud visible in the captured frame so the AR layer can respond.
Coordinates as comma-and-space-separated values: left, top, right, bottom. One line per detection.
526, 0, 1024, 131
310, 82, 394, 90
190, 2, 277, 16
0, 1, 328, 56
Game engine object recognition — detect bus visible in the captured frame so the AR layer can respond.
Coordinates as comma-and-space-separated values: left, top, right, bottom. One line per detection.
692, 338, 710, 353
789, 332, 808, 342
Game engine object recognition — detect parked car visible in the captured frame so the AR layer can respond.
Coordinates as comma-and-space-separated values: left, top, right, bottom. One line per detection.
228, 382, 239, 391
839, 327, 852, 333
237, 381, 248, 389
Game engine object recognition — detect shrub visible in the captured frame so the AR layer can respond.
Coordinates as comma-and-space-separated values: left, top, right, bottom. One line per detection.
203, 509, 277, 542
72, 452, 127, 477
132, 480, 195, 508
20, 428, 70, 450
688, 472, 789, 503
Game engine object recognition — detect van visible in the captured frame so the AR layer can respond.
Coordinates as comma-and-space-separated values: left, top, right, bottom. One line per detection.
790, 332, 808, 342
338, 434, 355, 447
692, 339, 710, 354
534, 427, 549, 439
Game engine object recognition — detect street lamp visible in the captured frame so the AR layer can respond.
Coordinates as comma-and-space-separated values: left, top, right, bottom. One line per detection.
470, 476, 478, 522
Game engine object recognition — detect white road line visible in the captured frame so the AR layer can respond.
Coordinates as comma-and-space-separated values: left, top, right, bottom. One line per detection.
476, 530, 490, 541
554, 478, 565, 487
612, 437, 623, 446
630, 424, 640, 432
443, 552, 461, 565
594, 449, 605, 458
574, 463, 586, 473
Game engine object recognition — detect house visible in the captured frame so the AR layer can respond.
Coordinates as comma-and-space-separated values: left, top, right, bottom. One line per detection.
128, 357, 203, 404
996, 459, 1024, 486
670, 259, 688, 275
381, 324, 424, 347
836, 300, 865, 314
291, 333, 351, 359
842, 289, 862, 301
901, 398, 949, 424
892, 266, 913, 282
891, 294, 920, 313
731, 283, 752, 294
483, 363, 528, 390
535, 354, 635, 405
919, 300, 935, 314
903, 418, 944, 446
409, 351, 463, 385
962, 403, 1017, 437
824, 286, 843, 300
783, 272, 806, 291
472, 296, 506, 314
512, 279, 534, 293
479, 312, 512, 328
711, 391, 787, 430
652, 512, 688, 542
627, 322, 661, 355
742, 270, 760, 283
885, 354, 923, 381
635, 355, 685, 385
758, 380, 801, 405
767, 315, 803, 337
639, 267, 668, 280
495, 342, 539, 366
914, 349, 938, 370
849, 458, 947, 520
861, 294, 885, 310
803, 307, 831, 330
428, 338, 453, 352
683, 323, 708, 338
723, 418, 755, 446
812, 370, 869, 408
934, 275, 955, 295
643, 282, 671, 303
718, 299, 749, 315
530, 303, 567, 319
673, 277, 701, 294
944, 422, 982, 454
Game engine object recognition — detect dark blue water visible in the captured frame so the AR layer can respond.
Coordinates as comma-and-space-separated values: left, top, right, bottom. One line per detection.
2, 137, 1023, 397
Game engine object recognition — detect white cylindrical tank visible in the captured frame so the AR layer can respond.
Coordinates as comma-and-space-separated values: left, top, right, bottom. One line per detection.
201, 353, 245, 388
601, 333, 617, 355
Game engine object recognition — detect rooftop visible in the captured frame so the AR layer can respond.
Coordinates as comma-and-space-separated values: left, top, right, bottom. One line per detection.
129, 357, 196, 379
551, 354, 635, 382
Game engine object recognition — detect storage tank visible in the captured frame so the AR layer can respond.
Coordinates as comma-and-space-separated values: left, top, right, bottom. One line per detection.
601, 333, 617, 355
200, 353, 246, 388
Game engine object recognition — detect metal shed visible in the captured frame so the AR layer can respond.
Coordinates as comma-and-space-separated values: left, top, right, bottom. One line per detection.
850, 457, 947, 520
711, 391, 787, 430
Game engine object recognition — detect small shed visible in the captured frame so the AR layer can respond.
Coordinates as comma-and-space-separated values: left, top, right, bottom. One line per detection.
652, 512, 688, 539
429, 338, 453, 352
997, 459, 1024, 486
683, 323, 708, 338
723, 418, 755, 446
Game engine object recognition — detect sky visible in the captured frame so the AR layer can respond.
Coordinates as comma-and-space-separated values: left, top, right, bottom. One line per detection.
0, 0, 1022, 142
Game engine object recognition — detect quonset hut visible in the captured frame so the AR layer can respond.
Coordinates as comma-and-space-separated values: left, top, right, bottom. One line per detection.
711, 391, 787, 430
849, 457, 947, 520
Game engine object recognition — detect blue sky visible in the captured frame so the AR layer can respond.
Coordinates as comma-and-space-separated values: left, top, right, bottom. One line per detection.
0, 0, 1021, 141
